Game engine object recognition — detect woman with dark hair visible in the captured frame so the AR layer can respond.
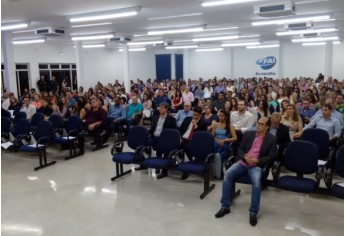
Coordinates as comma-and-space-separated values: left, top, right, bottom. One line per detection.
140, 93, 153, 126
230, 98, 238, 113
171, 89, 183, 112
201, 104, 217, 131
72, 99, 86, 120
212, 110, 237, 179
256, 100, 270, 118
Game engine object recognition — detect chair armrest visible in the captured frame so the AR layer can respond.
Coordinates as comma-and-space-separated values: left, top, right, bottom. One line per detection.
171, 149, 185, 165
316, 165, 324, 188
205, 153, 215, 165
16, 134, 31, 145
271, 161, 282, 183
111, 142, 124, 155
67, 129, 79, 139
36, 136, 49, 148
224, 155, 237, 170
53, 128, 63, 137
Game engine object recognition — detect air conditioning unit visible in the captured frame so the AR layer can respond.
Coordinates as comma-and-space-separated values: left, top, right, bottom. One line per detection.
285, 22, 313, 30
302, 33, 320, 38
254, 1, 296, 17
35, 27, 65, 36
109, 36, 132, 43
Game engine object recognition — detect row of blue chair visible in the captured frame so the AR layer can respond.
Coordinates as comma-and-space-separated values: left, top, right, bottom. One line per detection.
110, 126, 216, 199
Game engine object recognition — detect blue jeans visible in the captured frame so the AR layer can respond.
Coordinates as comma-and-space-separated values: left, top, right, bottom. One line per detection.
220, 162, 263, 215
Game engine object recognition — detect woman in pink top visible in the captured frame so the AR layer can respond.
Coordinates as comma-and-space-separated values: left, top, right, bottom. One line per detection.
182, 86, 194, 104
31, 94, 42, 109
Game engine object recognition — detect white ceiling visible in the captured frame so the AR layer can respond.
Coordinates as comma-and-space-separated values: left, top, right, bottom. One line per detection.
2, 0, 344, 48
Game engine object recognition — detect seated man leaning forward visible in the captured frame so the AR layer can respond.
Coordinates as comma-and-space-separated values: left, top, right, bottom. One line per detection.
215, 117, 277, 227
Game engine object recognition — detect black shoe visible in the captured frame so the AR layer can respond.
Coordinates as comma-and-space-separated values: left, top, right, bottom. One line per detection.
157, 172, 167, 179
155, 169, 160, 174
134, 166, 147, 171
181, 173, 189, 180
215, 208, 230, 218
249, 213, 257, 226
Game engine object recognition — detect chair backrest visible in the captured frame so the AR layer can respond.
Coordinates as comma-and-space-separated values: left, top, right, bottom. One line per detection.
335, 145, 344, 178
284, 140, 318, 175
1, 108, 11, 118
13, 111, 27, 123
34, 120, 53, 139
48, 114, 63, 130
127, 126, 148, 150
189, 131, 215, 162
30, 112, 44, 127
300, 128, 329, 160
13, 106, 21, 117
156, 129, 180, 156
1, 117, 11, 133
66, 116, 83, 133
12, 118, 31, 137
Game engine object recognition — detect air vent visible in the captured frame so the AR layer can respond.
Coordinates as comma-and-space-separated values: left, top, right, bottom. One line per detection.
254, 1, 296, 17
35, 27, 65, 36
285, 22, 313, 30
109, 36, 132, 42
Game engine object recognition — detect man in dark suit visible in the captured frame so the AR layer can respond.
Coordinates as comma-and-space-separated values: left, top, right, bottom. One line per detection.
269, 112, 291, 163
215, 117, 277, 227
179, 106, 208, 179
135, 102, 176, 177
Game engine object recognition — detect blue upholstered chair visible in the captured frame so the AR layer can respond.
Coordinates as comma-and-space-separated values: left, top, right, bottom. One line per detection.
18, 120, 56, 171
53, 116, 83, 160
1, 117, 11, 143
176, 131, 215, 199
300, 128, 336, 189
141, 129, 181, 172
30, 112, 44, 133
276, 140, 322, 193
48, 114, 64, 133
111, 126, 150, 181
13, 111, 27, 124
331, 146, 344, 198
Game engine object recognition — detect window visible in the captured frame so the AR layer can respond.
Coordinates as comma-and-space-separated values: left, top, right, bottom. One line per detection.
50, 64, 59, 69
39, 64, 48, 69
15, 63, 30, 97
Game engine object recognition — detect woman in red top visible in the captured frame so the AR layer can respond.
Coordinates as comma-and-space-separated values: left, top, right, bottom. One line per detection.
172, 90, 182, 112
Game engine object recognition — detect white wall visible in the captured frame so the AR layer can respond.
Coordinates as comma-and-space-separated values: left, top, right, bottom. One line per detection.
188, 49, 232, 79
332, 43, 344, 80
3, 41, 344, 94
281, 43, 326, 79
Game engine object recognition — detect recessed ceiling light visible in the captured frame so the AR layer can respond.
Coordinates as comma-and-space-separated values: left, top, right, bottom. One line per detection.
222, 42, 260, 47
252, 15, 330, 26
247, 44, 280, 49
193, 35, 239, 42
148, 13, 203, 21
302, 42, 327, 46
71, 22, 113, 28
203, 27, 239, 32
127, 40, 164, 46
119, 48, 146, 52
2, 23, 28, 31
291, 36, 339, 43
69, 7, 141, 23
13, 39, 45, 45
196, 48, 224, 52
276, 28, 338, 36
166, 45, 198, 49
148, 25, 206, 35
82, 44, 105, 48
71, 34, 114, 41
202, 0, 258, 7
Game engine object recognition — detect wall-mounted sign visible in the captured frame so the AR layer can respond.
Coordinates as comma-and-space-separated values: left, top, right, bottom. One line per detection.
256, 56, 277, 70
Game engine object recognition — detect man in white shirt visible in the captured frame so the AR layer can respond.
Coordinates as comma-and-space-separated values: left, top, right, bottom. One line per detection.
230, 99, 255, 140
20, 96, 36, 120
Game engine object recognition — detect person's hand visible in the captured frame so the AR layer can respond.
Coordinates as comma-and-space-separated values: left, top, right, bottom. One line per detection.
218, 139, 225, 147
294, 132, 302, 139
88, 123, 96, 130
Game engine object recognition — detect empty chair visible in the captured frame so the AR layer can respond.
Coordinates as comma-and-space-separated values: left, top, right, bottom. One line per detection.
53, 116, 84, 159
141, 129, 181, 178
331, 146, 344, 198
48, 114, 64, 133
275, 141, 322, 193
176, 131, 215, 199
9, 118, 31, 149
300, 128, 336, 189
18, 120, 56, 171
111, 126, 150, 181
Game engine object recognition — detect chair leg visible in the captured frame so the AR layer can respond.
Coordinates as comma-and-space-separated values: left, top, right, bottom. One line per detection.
200, 167, 215, 199
34, 149, 57, 171
65, 140, 82, 160
92, 132, 109, 151
110, 163, 133, 181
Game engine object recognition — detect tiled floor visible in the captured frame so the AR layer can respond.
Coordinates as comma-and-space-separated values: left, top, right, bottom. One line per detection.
1, 142, 344, 236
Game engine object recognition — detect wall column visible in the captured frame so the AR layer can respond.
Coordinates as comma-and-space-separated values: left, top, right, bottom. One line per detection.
75, 42, 84, 90
325, 42, 333, 77
122, 44, 130, 93
1, 32, 17, 95
183, 49, 189, 81
171, 53, 175, 80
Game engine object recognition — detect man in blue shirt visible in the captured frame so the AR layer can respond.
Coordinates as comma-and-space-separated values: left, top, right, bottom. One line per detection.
311, 98, 343, 128
175, 102, 193, 128
103, 96, 126, 143
298, 98, 316, 125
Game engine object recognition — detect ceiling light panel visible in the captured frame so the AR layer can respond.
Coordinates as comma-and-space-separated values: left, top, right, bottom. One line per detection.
276, 28, 338, 36
252, 15, 330, 26
71, 34, 114, 41
82, 44, 105, 48
221, 41, 260, 47
196, 48, 224, 52
166, 45, 198, 49
13, 39, 45, 45
246, 44, 280, 49
119, 48, 146, 52
193, 35, 239, 42
148, 25, 206, 35
302, 42, 327, 46
69, 7, 141, 23
291, 36, 339, 43
148, 13, 203, 20
202, 0, 258, 7
71, 22, 113, 28
127, 40, 164, 46
2, 23, 28, 31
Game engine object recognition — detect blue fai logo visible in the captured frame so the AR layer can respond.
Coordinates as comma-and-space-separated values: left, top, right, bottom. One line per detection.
256, 56, 277, 70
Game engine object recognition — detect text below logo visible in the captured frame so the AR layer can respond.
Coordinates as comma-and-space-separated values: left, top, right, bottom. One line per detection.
256, 56, 276, 70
